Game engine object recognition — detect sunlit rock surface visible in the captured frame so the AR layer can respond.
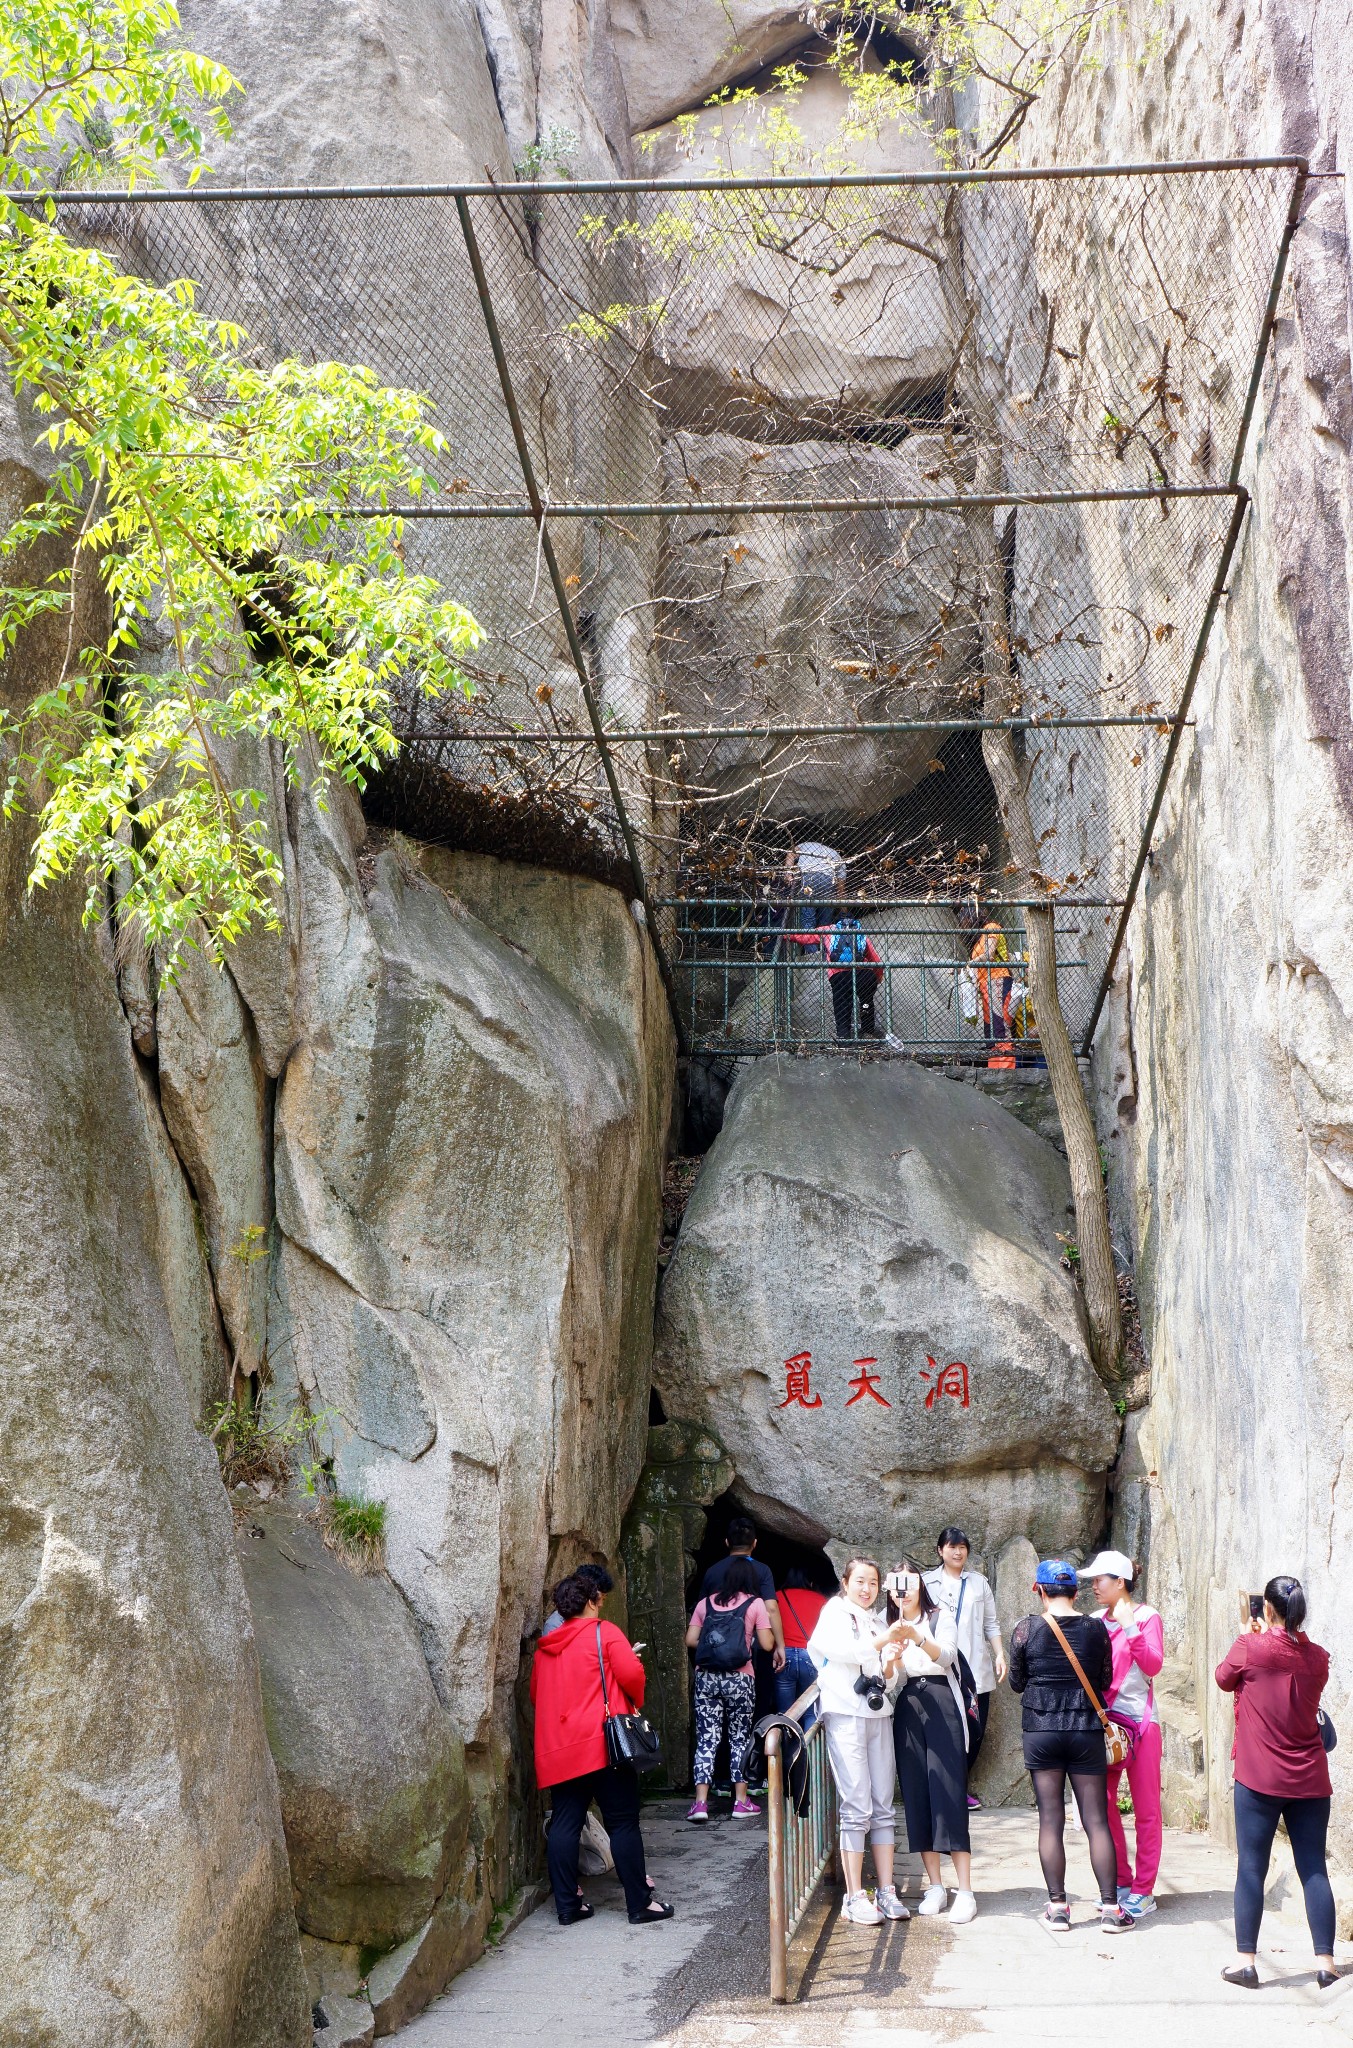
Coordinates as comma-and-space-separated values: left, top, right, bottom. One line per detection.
655, 1059, 1118, 1563
992, 0, 1353, 1890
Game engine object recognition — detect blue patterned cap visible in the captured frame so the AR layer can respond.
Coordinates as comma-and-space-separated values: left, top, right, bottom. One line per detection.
1034, 1558, 1079, 1591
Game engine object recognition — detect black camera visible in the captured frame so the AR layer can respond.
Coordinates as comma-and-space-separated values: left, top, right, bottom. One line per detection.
853, 1671, 886, 1712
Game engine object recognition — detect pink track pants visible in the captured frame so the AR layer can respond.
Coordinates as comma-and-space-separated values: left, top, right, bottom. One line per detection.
1106, 1718, 1163, 1894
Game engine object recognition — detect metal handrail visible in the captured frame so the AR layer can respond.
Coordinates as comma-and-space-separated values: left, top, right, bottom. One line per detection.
766, 1681, 837, 2004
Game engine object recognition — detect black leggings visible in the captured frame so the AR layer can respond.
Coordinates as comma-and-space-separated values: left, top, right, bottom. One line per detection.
1032, 1768, 1119, 1904
546, 1765, 650, 1920
1233, 1782, 1335, 1955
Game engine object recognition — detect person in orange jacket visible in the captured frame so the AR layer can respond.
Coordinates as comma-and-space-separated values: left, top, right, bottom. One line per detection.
959, 905, 1013, 1064
532, 1574, 674, 1927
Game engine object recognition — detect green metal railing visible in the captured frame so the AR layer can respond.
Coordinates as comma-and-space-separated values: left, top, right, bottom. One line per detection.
766, 1682, 837, 2003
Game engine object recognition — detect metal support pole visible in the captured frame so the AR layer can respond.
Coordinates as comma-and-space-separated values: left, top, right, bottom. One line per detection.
29, 154, 1307, 204
428, 714, 1189, 743
1080, 489, 1251, 1053
766, 1727, 788, 2004
452, 192, 689, 1056
1230, 164, 1310, 487
361, 483, 1238, 520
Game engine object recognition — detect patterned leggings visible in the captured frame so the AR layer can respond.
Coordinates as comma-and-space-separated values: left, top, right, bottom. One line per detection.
692, 1669, 756, 1786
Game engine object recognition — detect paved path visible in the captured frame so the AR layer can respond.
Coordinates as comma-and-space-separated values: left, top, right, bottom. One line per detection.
400, 1803, 1353, 2048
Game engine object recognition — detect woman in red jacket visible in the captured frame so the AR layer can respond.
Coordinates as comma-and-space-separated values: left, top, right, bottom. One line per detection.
1214, 1575, 1337, 1989
532, 1573, 674, 1927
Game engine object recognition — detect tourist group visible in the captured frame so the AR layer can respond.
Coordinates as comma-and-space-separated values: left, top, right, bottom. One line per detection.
529, 1517, 1338, 1988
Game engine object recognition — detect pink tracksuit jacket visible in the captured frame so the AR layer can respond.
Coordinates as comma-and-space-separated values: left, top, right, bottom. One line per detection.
1101, 1602, 1165, 1897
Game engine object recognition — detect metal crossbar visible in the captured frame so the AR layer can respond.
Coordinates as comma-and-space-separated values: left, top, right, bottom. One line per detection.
766, 1683, 838, 2003
40, 163, 1304, 1058
672, 908, 1079, 1055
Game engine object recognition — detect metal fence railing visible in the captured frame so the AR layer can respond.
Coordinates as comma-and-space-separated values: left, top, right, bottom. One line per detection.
42, 164, 1303, 1058
766, 1682, 838, 2004
669, 900, 1096, 1056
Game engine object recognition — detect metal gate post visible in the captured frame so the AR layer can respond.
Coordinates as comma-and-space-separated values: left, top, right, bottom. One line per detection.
766, 1726, 788, 2003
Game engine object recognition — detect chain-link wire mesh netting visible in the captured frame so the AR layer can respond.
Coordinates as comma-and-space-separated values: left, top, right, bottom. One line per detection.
55, 164, 1299, 1055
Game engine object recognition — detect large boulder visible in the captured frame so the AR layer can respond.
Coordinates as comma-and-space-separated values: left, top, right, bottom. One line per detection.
236, 1505, 468, 1947
268, 808, 675, 1755
172, 0, 663, 775
995, 0, 1353, 1897
654, 1059, 1119, 1560
639, 56, 954, 424
613, 0, 813, 131
659, 433, 975, 823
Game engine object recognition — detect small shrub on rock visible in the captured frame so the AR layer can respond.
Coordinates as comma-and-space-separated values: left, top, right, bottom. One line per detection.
320, 1493, 387, 1574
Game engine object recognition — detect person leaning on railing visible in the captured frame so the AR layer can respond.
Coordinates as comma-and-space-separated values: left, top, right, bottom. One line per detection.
807, 1556, 909, 1927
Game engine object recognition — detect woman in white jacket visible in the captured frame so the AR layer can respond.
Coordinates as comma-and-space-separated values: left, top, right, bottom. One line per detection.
808, 1557, 909, 1926
885, 1562, 977, 1922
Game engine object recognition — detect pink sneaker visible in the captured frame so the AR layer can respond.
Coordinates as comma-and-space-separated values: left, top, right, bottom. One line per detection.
686, 1801, 709, 1824
731, 1797, 761, 1817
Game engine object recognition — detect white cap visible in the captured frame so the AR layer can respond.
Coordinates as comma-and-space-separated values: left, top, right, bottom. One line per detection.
1079, 1549, 1135, 1583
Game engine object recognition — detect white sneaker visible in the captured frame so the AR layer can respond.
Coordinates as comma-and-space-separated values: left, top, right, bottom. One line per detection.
875, 1885, 911, 1920
917, 1884, 948, 1916
840, 1890, 884, 1925
947, 1890, 977, 1924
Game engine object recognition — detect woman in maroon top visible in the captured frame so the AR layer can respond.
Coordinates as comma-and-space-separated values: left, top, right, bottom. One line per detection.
1214, 1575, 1337, 1989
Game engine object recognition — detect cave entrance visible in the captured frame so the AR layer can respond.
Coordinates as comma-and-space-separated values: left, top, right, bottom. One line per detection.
688, 1491, 837, 1606
689, 1490, 838, 1776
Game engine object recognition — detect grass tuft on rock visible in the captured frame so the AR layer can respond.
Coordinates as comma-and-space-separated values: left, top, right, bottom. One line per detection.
319, 1492, 388, 1574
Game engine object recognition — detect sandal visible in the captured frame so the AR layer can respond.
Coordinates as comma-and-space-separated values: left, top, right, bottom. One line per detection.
629, 1898, 675, 1926
557, 1899, 594, 1925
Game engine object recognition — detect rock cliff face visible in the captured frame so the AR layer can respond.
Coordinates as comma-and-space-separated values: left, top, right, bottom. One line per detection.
995, 0, 1353, 1895
1, 773, 672, 2043
0, 444, 310, 2039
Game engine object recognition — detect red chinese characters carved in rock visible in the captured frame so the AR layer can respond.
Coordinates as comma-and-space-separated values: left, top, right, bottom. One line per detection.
776, 1350, 824, 1409
845, 1358, 890, 1407
919, 1356, 970, 1410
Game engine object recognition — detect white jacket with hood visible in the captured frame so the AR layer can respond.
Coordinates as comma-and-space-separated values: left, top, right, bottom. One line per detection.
808, 1595, 895, 1717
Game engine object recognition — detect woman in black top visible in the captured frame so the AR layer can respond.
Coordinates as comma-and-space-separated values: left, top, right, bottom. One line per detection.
1009, 1559, 1134, 1932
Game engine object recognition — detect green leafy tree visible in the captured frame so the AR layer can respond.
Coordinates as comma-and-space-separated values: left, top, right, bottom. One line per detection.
0, 0, 479, 969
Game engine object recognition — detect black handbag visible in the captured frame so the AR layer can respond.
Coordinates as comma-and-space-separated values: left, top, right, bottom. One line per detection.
596, 1624, 663, 1773
1318, 1708, 1337, 1754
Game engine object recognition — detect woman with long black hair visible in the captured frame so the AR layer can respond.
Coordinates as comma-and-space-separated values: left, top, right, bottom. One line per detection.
1008, 1559, 1135, 1932
882, 1559, 976, 1921
1215, 1575, 1337, 1989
